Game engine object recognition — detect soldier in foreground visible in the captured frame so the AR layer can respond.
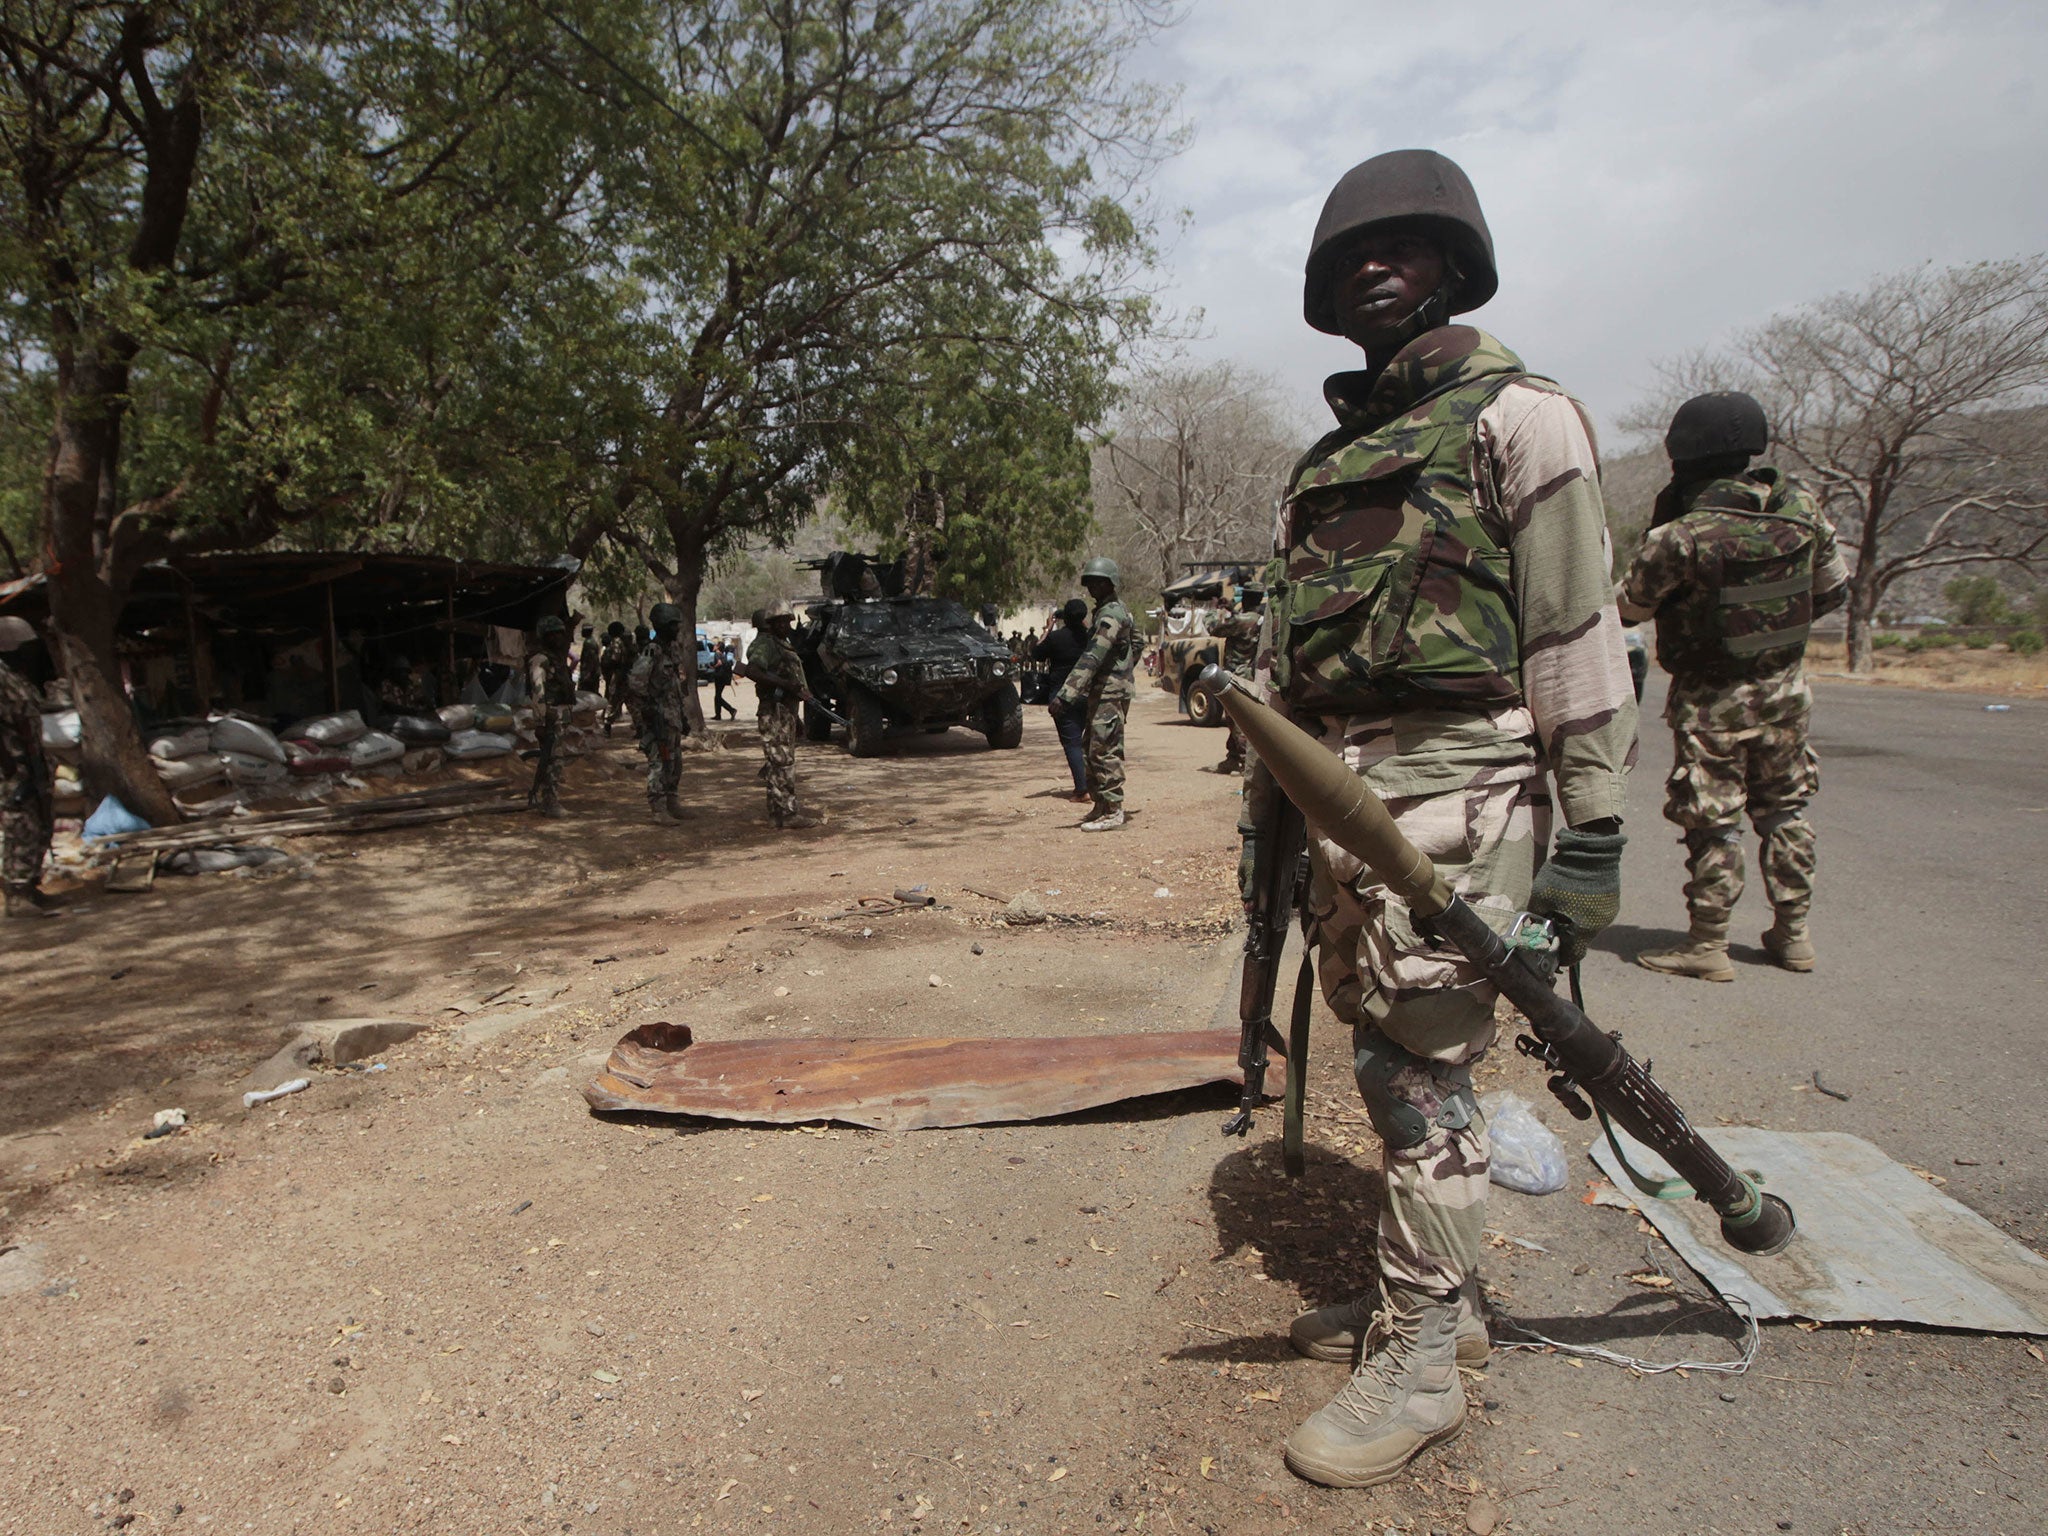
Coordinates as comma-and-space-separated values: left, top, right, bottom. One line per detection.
1246, 150, 1637, 1488
1049, 556, 1136, 831
599, 621, 635, 737
525, 616, 575, 818
633, 603, 691, 824
0, 617, 53, 918
743, 601, 822, 830
1204, 580, 1263, 773
1619, 392, 1847, 980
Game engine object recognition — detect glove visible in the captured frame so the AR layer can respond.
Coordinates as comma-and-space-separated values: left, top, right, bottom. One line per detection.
1527, 825, 1626, 967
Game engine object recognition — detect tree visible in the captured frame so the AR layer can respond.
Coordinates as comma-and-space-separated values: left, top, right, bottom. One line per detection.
0, 1, 625, 819
1091, 359, 1300, 597
1943, 574, 2013, 626
569, 0, 1178, 727
1635, 259, 2048, 671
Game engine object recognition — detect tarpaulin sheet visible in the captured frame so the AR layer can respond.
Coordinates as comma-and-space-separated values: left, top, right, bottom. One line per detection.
1591, 1127, 2048, 1333
582, 1021, 1284, 1132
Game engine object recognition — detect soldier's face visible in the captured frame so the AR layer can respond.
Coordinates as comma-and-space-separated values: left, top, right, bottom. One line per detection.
1332, 226, 1446, 348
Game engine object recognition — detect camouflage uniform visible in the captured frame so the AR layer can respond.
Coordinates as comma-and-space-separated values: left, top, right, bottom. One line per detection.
635, 638, 688, 810
601, 632, 638, 732
1619, 471, 1847, 927
1205, 606, 1261, 770
1251, 325, 1638, 1295
1053, 598, 1137, 808
1, 659, 52, 898
746, 629, 808, 824
526, 645, 575, 808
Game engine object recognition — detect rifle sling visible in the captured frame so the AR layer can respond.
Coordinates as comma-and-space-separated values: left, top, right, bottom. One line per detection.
1282, 949, 1314, 1179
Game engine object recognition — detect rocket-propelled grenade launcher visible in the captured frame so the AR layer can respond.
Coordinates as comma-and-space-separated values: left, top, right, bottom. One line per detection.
1202, 666, 1794, 1258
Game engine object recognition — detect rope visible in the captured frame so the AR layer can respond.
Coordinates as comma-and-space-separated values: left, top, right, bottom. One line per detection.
1487, 1243, 1759, 1378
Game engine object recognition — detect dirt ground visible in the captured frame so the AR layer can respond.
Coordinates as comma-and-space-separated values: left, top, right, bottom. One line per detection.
1804, 637, 2048, 695
0, 680, 2038, 1535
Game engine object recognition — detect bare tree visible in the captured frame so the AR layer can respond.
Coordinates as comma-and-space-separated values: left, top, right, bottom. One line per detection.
1635, 258, 2048, 670
1092, 361, 1301, 599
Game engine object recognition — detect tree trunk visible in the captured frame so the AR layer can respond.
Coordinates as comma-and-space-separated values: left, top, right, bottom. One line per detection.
1844, 597, 1874, 673
665, 517, 710, 740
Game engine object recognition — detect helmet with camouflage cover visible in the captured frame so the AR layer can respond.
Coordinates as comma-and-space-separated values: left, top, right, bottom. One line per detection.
1080, 556, 1120, 587
761, 597, 795, 625
1665, 391, 1769, 464
1304, 149, 1497, 335
649, 602, 683, 638
535, 615, 566, 639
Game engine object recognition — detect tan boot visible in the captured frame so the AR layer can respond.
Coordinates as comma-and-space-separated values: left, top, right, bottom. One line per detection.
650, 800, 681, 825
1761, 914, 1815, 972
1292, 1277, 1489, 1367
1637, 920, 1734, 983
1078, 805, 1126, 832
1284, 1285, 1466, 1488
781, 810, 823, 830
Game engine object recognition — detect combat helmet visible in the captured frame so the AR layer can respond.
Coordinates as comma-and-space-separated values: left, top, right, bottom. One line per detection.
760, 597, 795, 624
535, 615, 566, 639
606, 620, 626, 639
1665, 391, 1769, 463
649, 602, 684, 637
1080, 556, 1120, 587
1304, 149, 1498, 335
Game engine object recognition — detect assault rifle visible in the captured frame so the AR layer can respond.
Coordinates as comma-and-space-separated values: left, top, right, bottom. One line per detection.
1222, 764, 1309, 1173
1202, 666, 1795, 1257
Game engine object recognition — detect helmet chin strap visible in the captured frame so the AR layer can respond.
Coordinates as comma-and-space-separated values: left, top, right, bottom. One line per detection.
1365, 253, 1462, 355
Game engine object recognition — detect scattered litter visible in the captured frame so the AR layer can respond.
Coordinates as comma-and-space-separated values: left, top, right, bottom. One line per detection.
243, 1078, 309, 1109
82, 796, 150, 842
892, 886, 935, 907
1153, 886, 1170, 898
1483, 1229, 1548, 1253
1581, 1179, 1639, 1212
927, 974, 943, 987
1482, 1092, 1568, 1194
1811, 1070, 1850, 1102
591, 1369, 620, 1384
1984, 704, 2012, 712
510, 1200, 532, 1216
142, 1109, 187, 1140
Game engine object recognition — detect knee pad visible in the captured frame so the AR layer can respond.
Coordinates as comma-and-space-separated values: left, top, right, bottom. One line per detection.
1353, 1030, 1479, 1153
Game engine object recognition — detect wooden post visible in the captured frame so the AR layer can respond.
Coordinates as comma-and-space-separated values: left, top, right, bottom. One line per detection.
324, 579, 340, 712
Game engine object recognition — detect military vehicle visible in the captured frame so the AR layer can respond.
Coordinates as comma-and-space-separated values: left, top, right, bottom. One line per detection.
1150, 561, 1261, 727
795, 553, 1024, 757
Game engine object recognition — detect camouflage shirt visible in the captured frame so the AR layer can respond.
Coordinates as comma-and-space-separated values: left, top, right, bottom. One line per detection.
527, 646, 575, 709
745, 630, 807, 705
637, 637, 689, 736
1619, 469, 1848, 733
1205, 609, 1261, 677
0, 658, 43, 781
1257, 326, 1637, 826
1057, 598, 1137, 704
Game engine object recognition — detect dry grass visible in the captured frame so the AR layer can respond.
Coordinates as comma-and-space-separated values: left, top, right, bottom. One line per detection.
1805, 637, 2048, 695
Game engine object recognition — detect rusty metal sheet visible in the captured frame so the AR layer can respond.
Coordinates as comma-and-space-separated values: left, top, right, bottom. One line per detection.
581, 1021, 1288, 1131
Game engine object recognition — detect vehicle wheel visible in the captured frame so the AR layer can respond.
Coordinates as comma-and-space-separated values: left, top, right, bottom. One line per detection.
1185, 677, 1225, 728
803, 700, 835, 742
845, 688, 888, 757
981, 682, 1024, 749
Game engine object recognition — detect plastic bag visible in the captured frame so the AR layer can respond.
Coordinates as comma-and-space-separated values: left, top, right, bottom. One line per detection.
1481, 1091, 1568, 1196
82, 795, 150, 841
41, 710, 82, 751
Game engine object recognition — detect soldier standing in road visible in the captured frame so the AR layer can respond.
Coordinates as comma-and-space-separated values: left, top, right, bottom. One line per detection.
600, 621, 636, 738
1050, 557, 1137, 831
1619, 392, 1847, 980
0, 617, 53, 918
1034, 598, 1092, 801
633, 603, 691, 824
575, 624, 602, 695
1205, 581, 1264, 774
1245, 150, 1637, 1490
742, 601, 821, 830
525, 616, 575, 818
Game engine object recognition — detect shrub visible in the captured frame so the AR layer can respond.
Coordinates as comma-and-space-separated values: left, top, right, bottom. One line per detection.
1945, 575, 2012, 626
1871, 632, 1903, 650
2011, 629, 2045, 656
1965, 633, 1995, 650
1904, 633, 1961, 653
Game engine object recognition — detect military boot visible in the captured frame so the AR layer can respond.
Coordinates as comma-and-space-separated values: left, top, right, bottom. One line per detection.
650, 800, 681, 826
1761, 913, 1815, 972
1291, 1277, 1489, 1367
1636, 919, 1734, 983
5, 886, 51, 918
782, 808, 823, 830
1078, 805, 1126, 832
1283, 1284, 1466, 1488
663, 794, 692, 822
538, 792, 566, 820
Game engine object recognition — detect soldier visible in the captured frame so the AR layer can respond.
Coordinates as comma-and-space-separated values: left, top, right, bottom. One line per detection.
1049, 556, 1137, 831
575, 624, 602, 695
742, 601, 822, 830
1034, 598, 1092, 800
599, 621, 636, 738
525, 616, 575, 818
1205, 581, 1263, 773
1246, 150, 1636, 1489
0, 616, 54, 918
632, 603, 691, 824
1619, 392, 1847, 980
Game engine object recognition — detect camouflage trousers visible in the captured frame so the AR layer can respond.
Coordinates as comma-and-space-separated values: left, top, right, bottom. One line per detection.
1304, 749, 1549, 1296
1084, 690, 1129, 807
2, 766, 52, 892
640, 723, 682, 808
1663, 716, 1818, 924
528, 706, 567, 805
759, 701, 799, 822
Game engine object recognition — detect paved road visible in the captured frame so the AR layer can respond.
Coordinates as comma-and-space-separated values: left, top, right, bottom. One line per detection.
1482, 676, 2047, 1534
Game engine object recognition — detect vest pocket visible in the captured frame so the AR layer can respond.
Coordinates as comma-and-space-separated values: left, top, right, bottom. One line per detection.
1275, 551, 1417, 714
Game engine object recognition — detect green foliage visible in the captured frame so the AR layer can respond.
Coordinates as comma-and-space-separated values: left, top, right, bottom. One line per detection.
1944, 575, 2014, 627
1870, 632, 1904, 650
1903, 632, 1961, 653
1964, 633, 1995, 650
2010, 629, 2045, 656
700, 549, 805, 622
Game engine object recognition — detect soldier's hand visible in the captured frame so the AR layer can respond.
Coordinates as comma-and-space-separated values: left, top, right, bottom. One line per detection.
1528, 823, 1626, 968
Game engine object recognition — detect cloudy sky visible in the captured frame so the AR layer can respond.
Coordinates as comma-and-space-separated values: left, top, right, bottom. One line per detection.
1127, 0, 2048, 443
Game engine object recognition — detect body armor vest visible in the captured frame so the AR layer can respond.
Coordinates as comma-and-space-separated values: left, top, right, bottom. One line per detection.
1269, 327, 1530, 715
1653, 470, 1820, 683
